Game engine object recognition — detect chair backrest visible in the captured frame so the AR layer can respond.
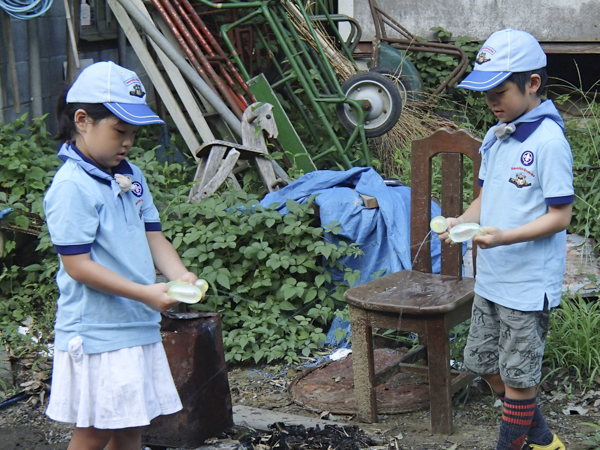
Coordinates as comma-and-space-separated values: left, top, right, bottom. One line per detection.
410, 128, 482, 277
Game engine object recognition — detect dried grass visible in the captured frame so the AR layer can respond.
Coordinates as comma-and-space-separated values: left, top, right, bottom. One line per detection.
371, 96, 459, 177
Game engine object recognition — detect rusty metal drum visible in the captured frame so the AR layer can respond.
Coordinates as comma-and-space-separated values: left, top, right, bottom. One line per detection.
143, 312, 233, 448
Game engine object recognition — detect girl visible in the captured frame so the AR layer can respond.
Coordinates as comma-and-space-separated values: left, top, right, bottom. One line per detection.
44, 61, 197, 450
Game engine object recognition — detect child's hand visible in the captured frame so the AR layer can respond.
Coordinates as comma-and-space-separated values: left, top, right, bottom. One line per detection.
143, 283, 181, 312
176, 271, 198, 285
437, 217, 461, 246
473, 226, 504, 249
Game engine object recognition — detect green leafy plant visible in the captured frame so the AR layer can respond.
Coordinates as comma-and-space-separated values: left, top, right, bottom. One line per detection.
553, 84, 600, 247
1, 117, 363, 366
581, 422, 600, 449
157, 189, 362, 364
0, 115, 61, 239
545, 292, 600, 384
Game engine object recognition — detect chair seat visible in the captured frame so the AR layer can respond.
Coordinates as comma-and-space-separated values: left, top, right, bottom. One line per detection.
345, 270, 475, 315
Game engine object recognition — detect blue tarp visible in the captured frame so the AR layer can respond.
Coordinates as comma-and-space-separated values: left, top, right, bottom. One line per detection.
260, 167, 449, 348
260, 167, 442, 284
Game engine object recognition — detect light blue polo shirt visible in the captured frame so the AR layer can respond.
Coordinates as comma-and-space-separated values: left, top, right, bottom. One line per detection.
43, 143, 163, 354
475, 101, 574, 311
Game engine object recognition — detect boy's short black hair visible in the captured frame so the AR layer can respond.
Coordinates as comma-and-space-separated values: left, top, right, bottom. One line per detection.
507, 68, 548, 97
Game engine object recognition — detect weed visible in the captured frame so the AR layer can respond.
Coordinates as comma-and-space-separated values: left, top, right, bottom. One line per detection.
545, 293, 600, 384
581, 422, 600, 449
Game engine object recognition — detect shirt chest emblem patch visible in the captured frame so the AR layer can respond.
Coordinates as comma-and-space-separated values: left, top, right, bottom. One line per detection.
132, 181, 143, 197
521, 151, 534, 166
509, 174, 532, 188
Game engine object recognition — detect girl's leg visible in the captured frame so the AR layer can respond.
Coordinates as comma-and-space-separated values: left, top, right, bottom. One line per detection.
106, 426, 143, 450
68, 427, 113, 450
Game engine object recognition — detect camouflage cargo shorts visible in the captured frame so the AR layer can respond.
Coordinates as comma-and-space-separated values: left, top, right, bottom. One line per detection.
463, 293, 551, 389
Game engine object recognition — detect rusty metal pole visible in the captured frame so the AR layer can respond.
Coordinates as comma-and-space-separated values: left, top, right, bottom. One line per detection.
157, 0, 244, 118
171, 0, 250, 111
178, 0, 255, 102
149, 0, 216, 93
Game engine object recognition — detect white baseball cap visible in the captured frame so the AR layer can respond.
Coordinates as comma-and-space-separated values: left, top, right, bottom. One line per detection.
66, 61, 165, 125
457, 29, 547, 91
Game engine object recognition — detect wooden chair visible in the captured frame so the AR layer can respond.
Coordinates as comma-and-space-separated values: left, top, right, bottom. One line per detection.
344, 128, 482, 434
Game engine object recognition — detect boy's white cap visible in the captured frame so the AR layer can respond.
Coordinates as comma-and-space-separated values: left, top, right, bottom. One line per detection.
457, 28, 547, 91
66, 61, 165, 125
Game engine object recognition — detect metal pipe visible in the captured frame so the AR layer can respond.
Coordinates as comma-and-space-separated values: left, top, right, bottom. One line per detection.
178, 0, 254, 102
2, 11, 21, 114
114, 0, 242, 136
28, 18, 43, 119
171, 9, 248, 112
149, 0, 215, 91
161, 0, 244, 117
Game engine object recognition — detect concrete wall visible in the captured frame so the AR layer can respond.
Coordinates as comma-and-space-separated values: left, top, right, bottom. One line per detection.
346, 0, 600, 44
0, 2, 153, 133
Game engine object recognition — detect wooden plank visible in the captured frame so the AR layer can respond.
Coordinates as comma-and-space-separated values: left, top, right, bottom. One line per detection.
247, 74, 317, 173
426, 315, 453, 434
241, 103, 279, 193
349, 305, 378, 423
107, 0, 201, 160
198, 145, 227, 189
359, 194, 379, 209
188, 156, 207, 201
189, 150, 240, 202
373, 345, 426, 385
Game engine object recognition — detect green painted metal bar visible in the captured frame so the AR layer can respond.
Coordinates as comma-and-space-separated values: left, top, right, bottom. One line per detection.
193, 0, 370, 169
308, 14, 362, 57
289, 0, 345, 98
272, 5, 325, 103
253, 28, 320, 140
259, 5, 354, 168
218, 8, 264, 81
312, 0, 359, 67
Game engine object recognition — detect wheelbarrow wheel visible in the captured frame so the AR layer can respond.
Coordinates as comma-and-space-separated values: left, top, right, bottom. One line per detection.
369, 66, 416, 104
336, 71, 402, 138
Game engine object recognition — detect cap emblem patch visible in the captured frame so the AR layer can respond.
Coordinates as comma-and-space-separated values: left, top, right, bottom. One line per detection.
476, 52, 491, 65
129, 84, 145, 98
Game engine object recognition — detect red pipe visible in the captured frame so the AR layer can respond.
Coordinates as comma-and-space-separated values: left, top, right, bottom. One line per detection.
160, 0, 244, 118
170, 0, 249, 111
180, 0, 255, 103
149, 0, 217, 96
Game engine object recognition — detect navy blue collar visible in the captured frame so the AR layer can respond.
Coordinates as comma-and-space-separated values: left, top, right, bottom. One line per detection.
511, 118, 545, 143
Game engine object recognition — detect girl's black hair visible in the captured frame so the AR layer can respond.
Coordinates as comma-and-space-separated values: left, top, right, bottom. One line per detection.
55, 83, 115, 141
507, 68, 548, 97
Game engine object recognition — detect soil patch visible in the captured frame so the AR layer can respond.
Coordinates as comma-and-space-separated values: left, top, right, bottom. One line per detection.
0, 362, 598, 449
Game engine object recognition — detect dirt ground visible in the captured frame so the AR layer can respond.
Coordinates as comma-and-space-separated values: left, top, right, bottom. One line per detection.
0, 360, 598, 450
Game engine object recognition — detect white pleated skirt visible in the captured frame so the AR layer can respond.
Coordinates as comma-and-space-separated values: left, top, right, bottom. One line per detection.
46, 336, 182, 429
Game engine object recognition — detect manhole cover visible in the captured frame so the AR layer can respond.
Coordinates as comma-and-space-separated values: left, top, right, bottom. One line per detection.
289, 348, 430, 415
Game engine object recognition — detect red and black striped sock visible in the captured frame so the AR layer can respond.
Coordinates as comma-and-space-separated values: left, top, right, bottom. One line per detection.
527, 405, 554, 446
496, 397, 535, 450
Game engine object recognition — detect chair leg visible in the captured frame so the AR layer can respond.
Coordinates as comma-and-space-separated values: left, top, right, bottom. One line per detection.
426, 315, 453, 434
349, 306, 377, 423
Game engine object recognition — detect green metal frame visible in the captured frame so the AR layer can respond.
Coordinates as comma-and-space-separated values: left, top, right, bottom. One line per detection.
194, 0, 371, 169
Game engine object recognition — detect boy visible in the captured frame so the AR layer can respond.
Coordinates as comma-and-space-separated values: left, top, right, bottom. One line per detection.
444, 29, 573, 450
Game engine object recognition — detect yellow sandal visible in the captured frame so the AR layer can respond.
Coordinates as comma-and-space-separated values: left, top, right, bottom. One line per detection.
526, 435, 565, 450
